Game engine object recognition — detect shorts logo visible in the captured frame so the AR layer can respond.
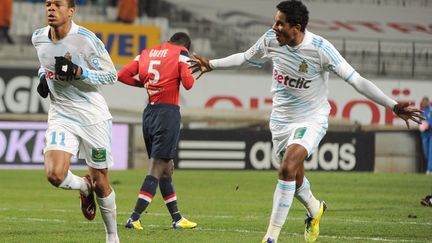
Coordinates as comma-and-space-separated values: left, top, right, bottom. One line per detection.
92, 148, 106, 162
294, 127, 307, 139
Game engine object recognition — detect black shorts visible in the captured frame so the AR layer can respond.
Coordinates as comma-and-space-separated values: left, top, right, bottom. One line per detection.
143, 103, 180, 160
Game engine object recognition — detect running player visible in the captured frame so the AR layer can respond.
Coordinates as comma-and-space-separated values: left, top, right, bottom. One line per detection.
118, 32, 197, 230
32, 1, 119, 242
189, 1, 423, 242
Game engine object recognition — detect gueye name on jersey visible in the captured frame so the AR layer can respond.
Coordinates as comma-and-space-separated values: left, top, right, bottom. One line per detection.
149, 49, 169, 58
273, 69, 311, 89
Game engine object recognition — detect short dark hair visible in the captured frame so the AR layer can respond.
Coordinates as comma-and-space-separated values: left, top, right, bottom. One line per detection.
169, 32, 191, 50
67, 0, 76, 8
276, 0, 309, 32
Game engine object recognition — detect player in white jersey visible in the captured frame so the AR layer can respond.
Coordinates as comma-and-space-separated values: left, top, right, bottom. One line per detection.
190, 1, 423, 242
31, 1, 119, 242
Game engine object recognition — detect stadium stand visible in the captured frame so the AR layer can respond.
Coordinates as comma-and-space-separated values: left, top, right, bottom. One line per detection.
3, 0, 431, 79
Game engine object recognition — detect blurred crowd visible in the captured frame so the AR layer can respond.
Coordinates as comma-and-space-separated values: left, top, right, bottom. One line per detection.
0, 0, 163, 44
0, 0, 14, 44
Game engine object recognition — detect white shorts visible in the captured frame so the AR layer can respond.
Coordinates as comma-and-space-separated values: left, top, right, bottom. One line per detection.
270, 120, 328, 161
44, 119, 113, 169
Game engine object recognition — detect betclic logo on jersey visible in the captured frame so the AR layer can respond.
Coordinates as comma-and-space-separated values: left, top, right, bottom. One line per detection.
273, 69, 311, 89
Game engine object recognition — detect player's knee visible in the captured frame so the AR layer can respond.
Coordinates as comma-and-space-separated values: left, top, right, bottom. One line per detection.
93, 175, 111, 197
46, 172, 65, 187
278, 160, 297, 180
164, 160, 174, 177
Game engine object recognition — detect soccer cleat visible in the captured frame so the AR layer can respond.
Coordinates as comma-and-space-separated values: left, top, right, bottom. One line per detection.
125, 218, 143, 230
421, 195, 432, 207
172, 217, 197, 229
304, 201, 327, 243
80, 175, 96, 221
262, 237, 276, 243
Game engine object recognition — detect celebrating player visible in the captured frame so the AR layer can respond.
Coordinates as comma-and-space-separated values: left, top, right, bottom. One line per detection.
189, 1, 423, 242
32, 1, 119, 242
118, 32, 197, 230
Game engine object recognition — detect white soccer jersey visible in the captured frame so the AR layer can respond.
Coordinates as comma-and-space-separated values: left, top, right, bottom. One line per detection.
244, 29, 358, 124
32, 22, 117, 126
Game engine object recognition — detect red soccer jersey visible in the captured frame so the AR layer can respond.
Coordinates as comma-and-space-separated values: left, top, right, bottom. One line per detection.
118, 42, 195, 105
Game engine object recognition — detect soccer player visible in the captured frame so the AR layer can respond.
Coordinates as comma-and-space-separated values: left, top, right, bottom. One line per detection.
118, 32, 197, 230
32, 1, 119, 242
419, 97, 432, 174
189, 1, 423, 242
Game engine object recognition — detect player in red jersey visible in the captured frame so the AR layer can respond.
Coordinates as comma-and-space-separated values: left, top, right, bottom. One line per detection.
118, 32, 197, 230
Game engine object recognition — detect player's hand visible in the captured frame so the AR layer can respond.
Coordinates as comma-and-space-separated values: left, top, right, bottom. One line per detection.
37, 75, 50, 98
55, 56, 80, 81
393, 103, 424, 128
188, 54, 212, 80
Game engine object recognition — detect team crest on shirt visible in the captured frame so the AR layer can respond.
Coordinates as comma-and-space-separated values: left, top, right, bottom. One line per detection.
298, 60, 308, 73
92, 147, 107, 162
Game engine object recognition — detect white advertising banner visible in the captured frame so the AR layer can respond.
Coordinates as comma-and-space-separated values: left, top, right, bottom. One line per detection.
0, 67, 428, 126
103, 72, 432, 127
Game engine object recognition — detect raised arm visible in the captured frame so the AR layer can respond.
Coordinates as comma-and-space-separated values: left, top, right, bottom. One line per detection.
189, 30, 271, 79
189, 53, 246, 79
319, 38, 424, 127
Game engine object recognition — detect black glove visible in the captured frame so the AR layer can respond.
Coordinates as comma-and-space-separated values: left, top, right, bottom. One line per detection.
37, 75, 50, 98
55, 56, 79, 81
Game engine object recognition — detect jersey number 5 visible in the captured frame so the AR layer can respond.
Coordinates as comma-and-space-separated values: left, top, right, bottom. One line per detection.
148, 60, 161, 84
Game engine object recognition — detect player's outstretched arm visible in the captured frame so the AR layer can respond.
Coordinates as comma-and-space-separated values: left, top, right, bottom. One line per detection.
189, 54, 212, 80
393, 103, 424, 128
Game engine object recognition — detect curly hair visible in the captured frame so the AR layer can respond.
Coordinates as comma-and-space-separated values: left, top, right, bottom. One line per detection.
276, 0, 309, 32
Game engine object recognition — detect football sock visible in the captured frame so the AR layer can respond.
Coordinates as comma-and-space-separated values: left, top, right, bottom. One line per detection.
159, 176, 182, 222
131, 175, 158, 221
58, 170, 88, 195
96, 190, 119, 243
295, 177, 320, 218
264, 180, 295, 240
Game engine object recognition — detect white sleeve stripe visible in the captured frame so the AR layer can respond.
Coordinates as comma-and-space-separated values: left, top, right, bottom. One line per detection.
345, 70, 357, 82
179, 54, 190, 64
134, 55, 140, 61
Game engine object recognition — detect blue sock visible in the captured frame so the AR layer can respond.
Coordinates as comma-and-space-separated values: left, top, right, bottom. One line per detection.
159, 177, 182, 222
131, 175, 158, 221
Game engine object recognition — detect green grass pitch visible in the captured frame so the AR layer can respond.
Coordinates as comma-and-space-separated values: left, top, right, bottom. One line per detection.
0, 170, 431, 242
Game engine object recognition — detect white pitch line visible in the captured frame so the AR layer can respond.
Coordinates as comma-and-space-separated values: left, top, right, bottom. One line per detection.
1, 207, 431, 227
0, 216, 423, 242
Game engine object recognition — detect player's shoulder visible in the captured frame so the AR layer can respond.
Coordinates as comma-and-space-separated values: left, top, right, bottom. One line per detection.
262, 29, 277, 41
166, 42, 187, 51
258, 29, 278, 47
75, 25, 98, 42
31, 26, 49, 44
75, 24, 106, 54
165, 42, 190, 57
178, 45, 190, 58
308, 30, 333, 49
